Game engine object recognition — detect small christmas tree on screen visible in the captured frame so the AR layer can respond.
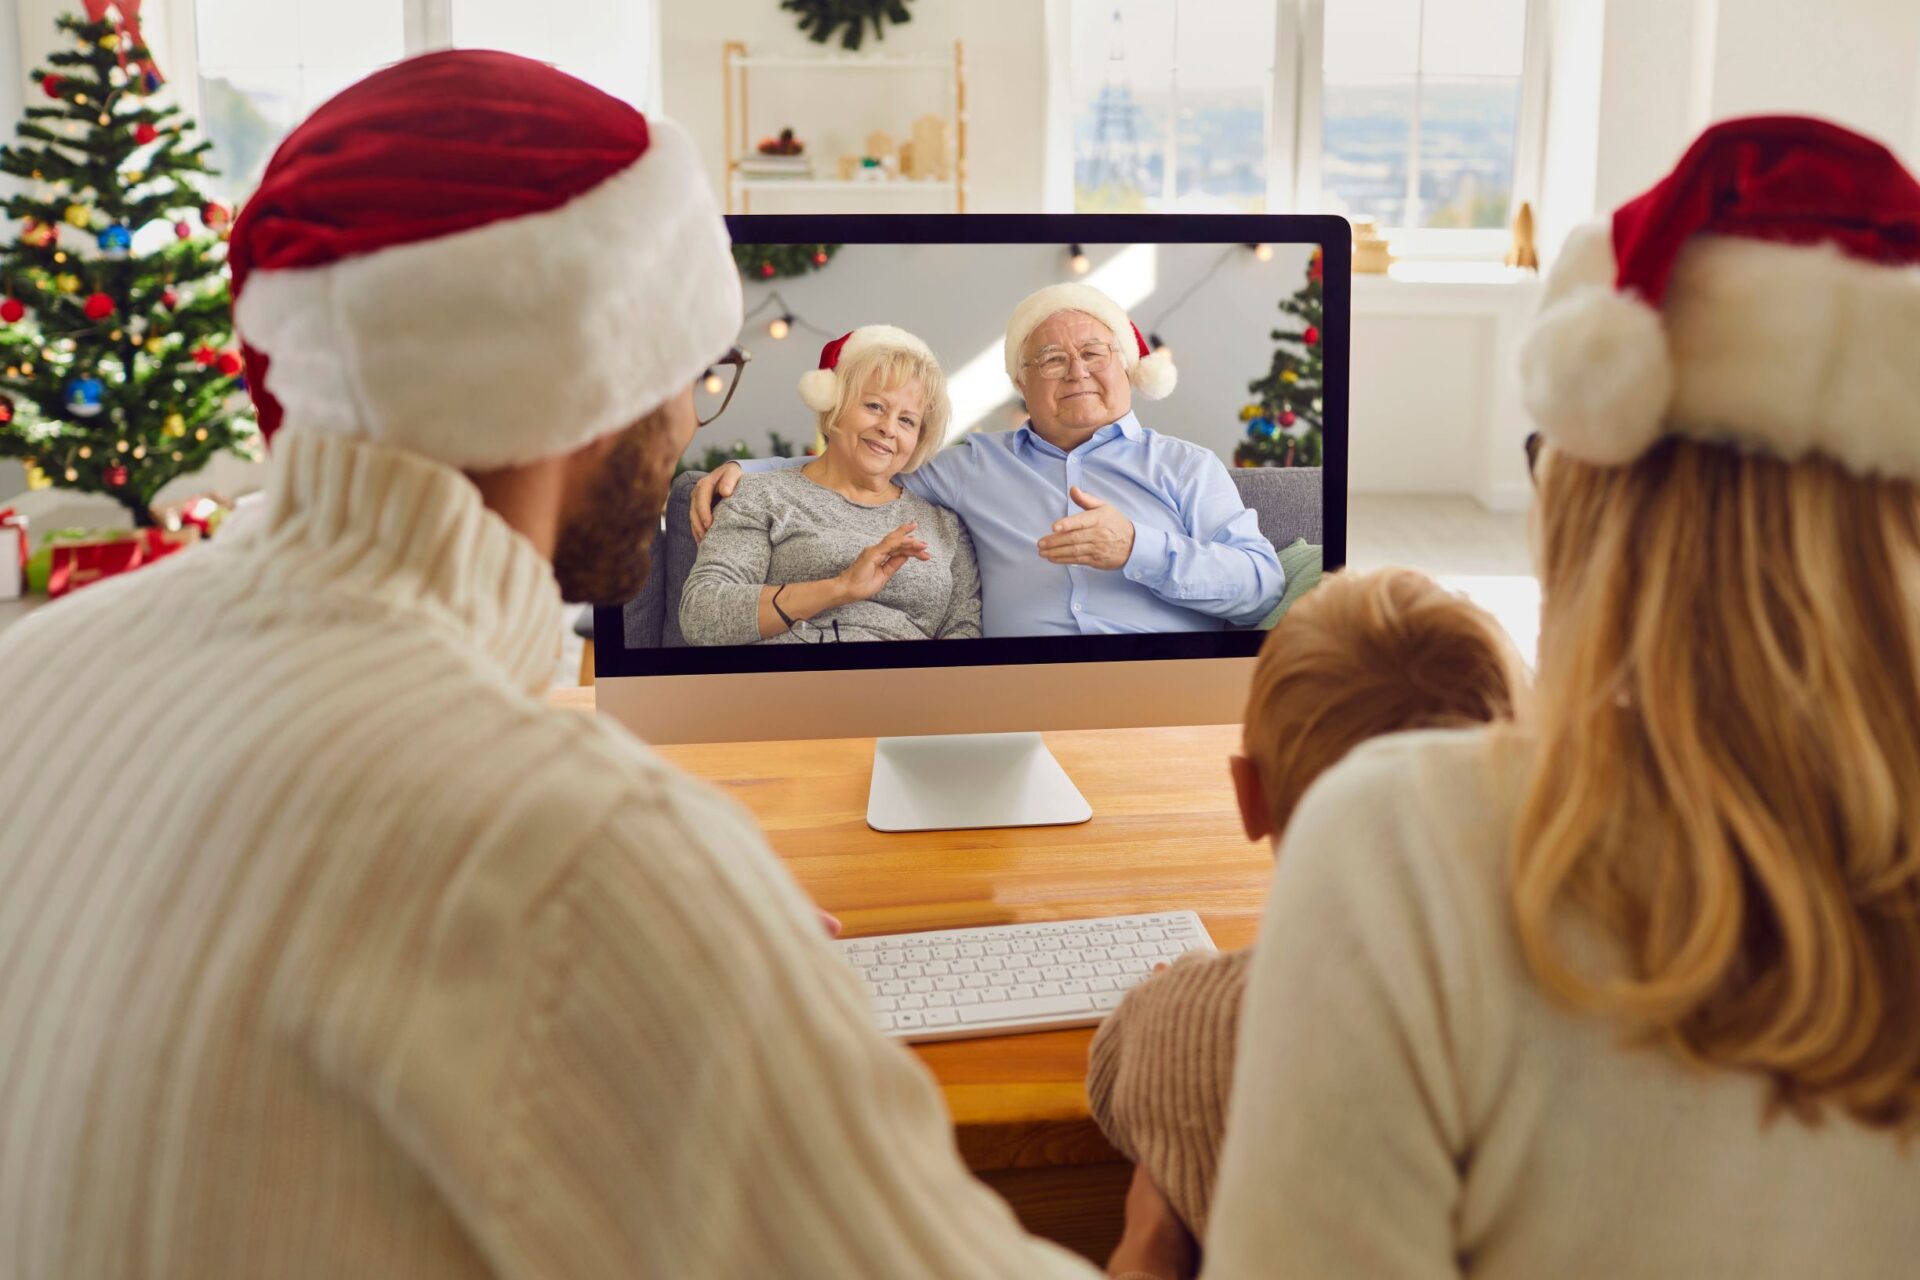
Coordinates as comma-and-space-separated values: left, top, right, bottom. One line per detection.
1235, 248, 1325, 469
0, 8, 257, 527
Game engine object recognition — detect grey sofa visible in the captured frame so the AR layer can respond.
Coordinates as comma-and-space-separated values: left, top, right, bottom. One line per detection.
620, 464, 1324, 648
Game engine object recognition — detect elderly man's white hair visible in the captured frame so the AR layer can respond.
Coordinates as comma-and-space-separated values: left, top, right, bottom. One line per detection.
1004, 282, 1179, 400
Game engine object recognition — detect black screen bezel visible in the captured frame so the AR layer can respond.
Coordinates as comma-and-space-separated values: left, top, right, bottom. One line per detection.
596, 213, 1350, 679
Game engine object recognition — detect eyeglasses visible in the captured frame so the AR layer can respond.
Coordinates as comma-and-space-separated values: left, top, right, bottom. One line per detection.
1524, 431, 1543, 485
697, 346, 752, 427
1023, 342, 1118, 381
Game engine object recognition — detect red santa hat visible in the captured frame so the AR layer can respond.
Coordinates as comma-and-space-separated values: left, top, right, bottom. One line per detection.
229, 51, 741, 470
798, 325, 936, 413
1004, 283, 1177, 401
1519, 115, 1920, 478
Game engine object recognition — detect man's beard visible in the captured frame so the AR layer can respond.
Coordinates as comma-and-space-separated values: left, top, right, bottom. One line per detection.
552, 423, 671, 606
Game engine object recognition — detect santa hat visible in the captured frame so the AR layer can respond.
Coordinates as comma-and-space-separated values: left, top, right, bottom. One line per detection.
229, 51, 741, 470
799, 325, 936, 413
1004, 283, 1177, 400
1519, 115, 1920, 478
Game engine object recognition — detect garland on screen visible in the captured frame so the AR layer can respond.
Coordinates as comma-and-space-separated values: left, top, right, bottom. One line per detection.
780, 0, 915, 51
734, 242, 840, 281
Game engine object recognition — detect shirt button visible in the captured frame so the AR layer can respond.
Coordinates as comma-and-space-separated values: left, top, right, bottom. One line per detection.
1072, 603, 1082, 612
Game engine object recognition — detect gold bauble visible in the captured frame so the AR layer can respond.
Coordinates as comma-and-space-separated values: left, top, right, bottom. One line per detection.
26, 463, 53, 490
163, 413, 185, 437
146, 337, 167, 355
53, 273, 80, 294
100, 32, 119, 49
63, 204, 91, 228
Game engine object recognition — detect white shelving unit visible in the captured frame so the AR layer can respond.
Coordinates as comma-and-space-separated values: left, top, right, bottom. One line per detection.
721, 41, 967, 214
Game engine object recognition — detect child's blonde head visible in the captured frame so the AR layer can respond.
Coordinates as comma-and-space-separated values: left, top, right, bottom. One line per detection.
1243, 568, 1527, 835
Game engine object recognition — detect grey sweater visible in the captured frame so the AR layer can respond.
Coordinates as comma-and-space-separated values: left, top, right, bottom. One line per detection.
680, 468, 983, 645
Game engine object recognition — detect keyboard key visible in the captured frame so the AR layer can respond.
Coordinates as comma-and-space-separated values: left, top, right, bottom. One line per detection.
873, 1012, 896, 1030
1008, 984, 1036, 1000
1063, 979, 1090, 994
900, 994, 926, 1010
872, 996, 898, 1011
952, 958, 977, 974
925, 961, 951, 976
978, 956, 1004, 972
1095, 961, 1122, 976
954, 990, 981, 1005
935, 976, 961, 991
1035, 982, 1063, 997
962, 973, 988, 988
928, 992, 954, 1007
1068, 964, 1095, 979
1093, 991, 1126, 1011
1089, 977, 1116, 992
981, 988, 1009, 1003
880, 980, 907, 996
907, 947, 933, 961
989, 972, 1015, 986
908, 978, 934, 993
957, 994, 1094, 1025
1042, 966, 1069, 982
895, 1010, 925, 1030
870, 965, 896, 981
923, 1009, 959, 1027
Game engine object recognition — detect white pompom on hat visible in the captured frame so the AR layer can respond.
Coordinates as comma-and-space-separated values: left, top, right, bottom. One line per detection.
1004, 282, 1178, 401
798, 325, 936, 413
1519, 114, 1920, 479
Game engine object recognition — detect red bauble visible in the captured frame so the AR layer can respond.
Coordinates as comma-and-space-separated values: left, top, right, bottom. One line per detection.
192, 344, 218, 366
105, 465, 128, 487
83, 292, 116, 321
159, 288, 179, 309
215, 350, 244, 377
1279, 410, 1297, 427
0, 297, 24, 324
813, 251, 829, 266
1303, 325, 1319, 346
0, 397, 12, 424
758, 262, 776, 278
174, 221, 192, 240
134, 122, 160, 145
41, 75, 62, 98
202, 202, 232, 231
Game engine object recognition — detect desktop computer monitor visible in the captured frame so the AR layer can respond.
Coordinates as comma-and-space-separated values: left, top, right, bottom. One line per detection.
595, 214, 1349, 831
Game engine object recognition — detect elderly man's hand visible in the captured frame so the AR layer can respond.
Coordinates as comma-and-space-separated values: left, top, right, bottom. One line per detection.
1038, 486, 1136, 571
690, 462, 743, 543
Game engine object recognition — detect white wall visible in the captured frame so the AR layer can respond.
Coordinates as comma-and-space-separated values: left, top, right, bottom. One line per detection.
1707, 0, 1920, 156
659, 0, 1047, 213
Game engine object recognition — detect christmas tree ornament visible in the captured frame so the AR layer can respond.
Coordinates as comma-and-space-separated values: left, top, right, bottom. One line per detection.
0, 298, 25, 324
759, 261, 776, 279
65, 375, 106, 416
104, 464, 127, 486
21, 219, 56, 248
732, 243, 840, 280
41, 74, 62, 97
201, 202, 232, 232
1281, 370, 1297, 383
159, 287, 178, 309
100, 31, 118, 49
1280, 410, 1297, 427
191, 344, 217, 366
98, 224, 132, 258
163, 413, 185, 437
0, 395, 11, 423
54, 273, 81, 294
173, 220, 191, 240
64, 204, 93, 228
144, 336, 166, 354
1303, 325, 1319, 346
1239, 403, 1261, 421
214, 350, 244, 377
813, 251, 829, 266
134, 122, 159, 145
83, 292, 117, 320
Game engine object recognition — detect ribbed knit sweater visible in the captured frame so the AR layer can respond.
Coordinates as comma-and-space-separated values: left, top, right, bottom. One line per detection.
0, 431, 1098, 1280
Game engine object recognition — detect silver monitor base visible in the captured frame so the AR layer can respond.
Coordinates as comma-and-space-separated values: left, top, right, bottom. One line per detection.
867, 732, 1093, 832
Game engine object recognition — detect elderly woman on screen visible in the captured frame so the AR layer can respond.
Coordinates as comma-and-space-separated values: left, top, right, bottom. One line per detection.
679, 325, 982, 645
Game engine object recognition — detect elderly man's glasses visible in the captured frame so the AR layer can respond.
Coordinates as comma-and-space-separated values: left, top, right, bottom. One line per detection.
1024, 342, 1119, 381
697, 346, 752, 427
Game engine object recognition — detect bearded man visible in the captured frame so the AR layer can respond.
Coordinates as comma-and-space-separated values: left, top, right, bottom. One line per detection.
0, 52, 1157, 1280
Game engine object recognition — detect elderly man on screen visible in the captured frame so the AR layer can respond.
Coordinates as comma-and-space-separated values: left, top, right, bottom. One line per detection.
693, 283, 1286, 636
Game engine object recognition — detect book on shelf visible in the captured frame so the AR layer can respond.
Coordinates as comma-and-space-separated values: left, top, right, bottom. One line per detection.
738, 155, 814, 178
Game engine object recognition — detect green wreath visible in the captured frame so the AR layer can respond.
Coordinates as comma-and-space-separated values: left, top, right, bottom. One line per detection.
735, 243, 841, 281
781, 0, 914, 51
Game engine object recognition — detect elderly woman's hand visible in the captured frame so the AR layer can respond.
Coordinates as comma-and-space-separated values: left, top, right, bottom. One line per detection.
1038, 486, 1136, 571
1107, 1164, 1198, 1280
691, 462, 743, 543
835, 522, 930, 602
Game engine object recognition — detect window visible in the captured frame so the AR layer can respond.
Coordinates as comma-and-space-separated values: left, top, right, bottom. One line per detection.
1068, 0, 1543, 251
179, 0, 660, 202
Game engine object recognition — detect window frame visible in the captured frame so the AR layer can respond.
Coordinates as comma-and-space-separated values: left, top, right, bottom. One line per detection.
1073, 0, 1552, 258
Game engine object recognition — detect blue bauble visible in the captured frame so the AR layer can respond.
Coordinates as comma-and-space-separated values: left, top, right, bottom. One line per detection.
98, 224, 132, 258
1250, 416, 1278, 440
143, 70, 162, 93
66, 375, 105, 417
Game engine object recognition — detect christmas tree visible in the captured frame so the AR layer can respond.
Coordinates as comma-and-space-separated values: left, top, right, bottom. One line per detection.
0, 10, 256, 528
1235, 247, 1325, 469
735, 242, 840, 281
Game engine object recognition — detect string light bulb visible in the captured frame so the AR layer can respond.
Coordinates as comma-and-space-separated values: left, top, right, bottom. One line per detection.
1068, 244, 1091, 276
1252, 242, 1274, 262
702, 368, 724, 396
65, 467, 78, 481
768, 314, 792, 341
131, 445, 146, 459
194, 427, 208, 441
78, 445, 91, 458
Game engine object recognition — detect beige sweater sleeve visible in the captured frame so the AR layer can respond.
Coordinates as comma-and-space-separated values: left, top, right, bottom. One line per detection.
1086, 948, 1253, 1238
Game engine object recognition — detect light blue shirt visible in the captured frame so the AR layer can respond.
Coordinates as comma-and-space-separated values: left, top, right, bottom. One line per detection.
739, 414, 1285, 637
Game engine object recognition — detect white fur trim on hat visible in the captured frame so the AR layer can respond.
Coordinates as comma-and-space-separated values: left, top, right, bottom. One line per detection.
1520, 219, 1920, 479
1004, 282, 1177, 401
798, 324, 936, 413
234, 116, 741, 470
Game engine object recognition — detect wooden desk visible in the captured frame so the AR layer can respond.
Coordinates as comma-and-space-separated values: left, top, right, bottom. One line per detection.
550, 686, 1269, 1261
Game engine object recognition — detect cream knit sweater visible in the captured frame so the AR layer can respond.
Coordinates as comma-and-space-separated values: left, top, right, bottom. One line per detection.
1204, 728, 1920, 1278
0, 431, 1098, 1280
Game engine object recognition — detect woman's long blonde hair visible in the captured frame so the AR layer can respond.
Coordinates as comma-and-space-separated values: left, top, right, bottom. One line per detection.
1517, 438, 1920, 1131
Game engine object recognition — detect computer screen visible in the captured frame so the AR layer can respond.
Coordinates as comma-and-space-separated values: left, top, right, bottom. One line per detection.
596, 214, 1348, 683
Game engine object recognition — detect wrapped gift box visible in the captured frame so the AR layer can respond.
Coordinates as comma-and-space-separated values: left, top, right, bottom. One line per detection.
0, 508, 24, 600
37, 526, 198, 598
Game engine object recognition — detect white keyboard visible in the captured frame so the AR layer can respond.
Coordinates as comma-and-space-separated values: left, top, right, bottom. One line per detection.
834, 911, 1216, 1043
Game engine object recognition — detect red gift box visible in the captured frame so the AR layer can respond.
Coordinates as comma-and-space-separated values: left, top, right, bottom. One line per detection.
45, 526, 197, 598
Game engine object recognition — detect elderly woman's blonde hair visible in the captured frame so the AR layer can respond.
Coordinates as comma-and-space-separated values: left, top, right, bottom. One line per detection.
1516, 438, 1920, 1132
816, 344, 950, 473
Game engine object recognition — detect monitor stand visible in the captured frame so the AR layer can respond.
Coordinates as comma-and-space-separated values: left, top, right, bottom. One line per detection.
867, 732, 1093, 832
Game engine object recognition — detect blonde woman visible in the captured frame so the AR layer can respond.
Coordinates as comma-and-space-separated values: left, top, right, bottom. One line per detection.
1110, 118, 1920, 1280
680, 325, 981, 644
